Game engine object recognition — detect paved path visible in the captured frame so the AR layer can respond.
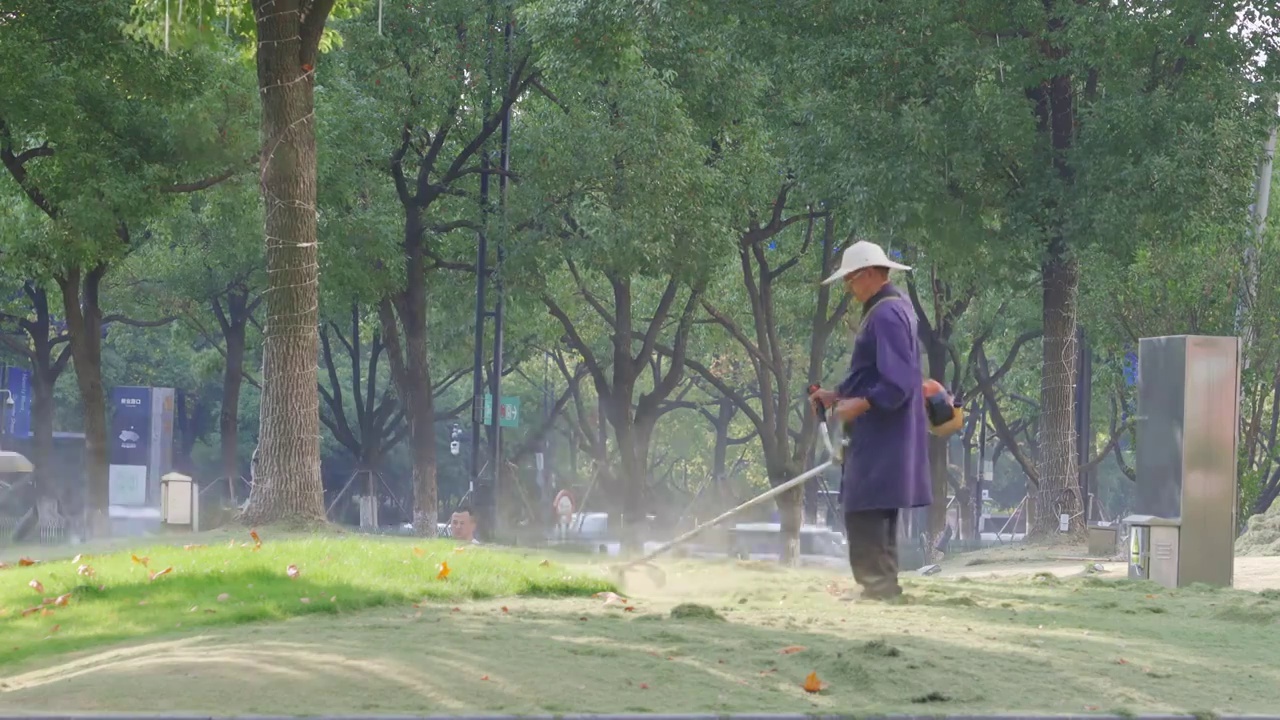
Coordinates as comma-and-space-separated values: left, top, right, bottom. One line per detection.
944, 555, 1280, 590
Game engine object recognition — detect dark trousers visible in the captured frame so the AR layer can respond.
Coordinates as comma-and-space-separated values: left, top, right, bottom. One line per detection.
844, 509, 902, 598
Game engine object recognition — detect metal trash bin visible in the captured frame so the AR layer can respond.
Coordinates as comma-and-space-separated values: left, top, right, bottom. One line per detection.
1123, 514, 1180, 588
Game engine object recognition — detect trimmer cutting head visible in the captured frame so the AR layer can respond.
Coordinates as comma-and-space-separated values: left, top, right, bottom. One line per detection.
610, 560, 667, 592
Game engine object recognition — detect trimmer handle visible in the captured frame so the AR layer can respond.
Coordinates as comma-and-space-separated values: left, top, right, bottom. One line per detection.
807, 383, 828, 424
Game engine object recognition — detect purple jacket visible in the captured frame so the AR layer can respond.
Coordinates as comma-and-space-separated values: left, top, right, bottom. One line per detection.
836, 284, 932, 513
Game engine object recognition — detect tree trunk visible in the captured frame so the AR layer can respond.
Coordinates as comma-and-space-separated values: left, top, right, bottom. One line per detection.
961, 433, 977, 541
405, 323, 437, 537
57, 266, 110, 537
608, 394, 645, 552
925, 340, 951, 542
378, 276, 438, 537
241, 0, 331, 525
1033, 245, 1082, 536
776, 481, 803, 567
29, 356, 56, 496
220, 317, 247, 502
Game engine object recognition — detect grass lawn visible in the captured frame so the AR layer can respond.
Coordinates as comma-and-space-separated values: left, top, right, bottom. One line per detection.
2, 540, 1279, 716
0, 529, 613, 668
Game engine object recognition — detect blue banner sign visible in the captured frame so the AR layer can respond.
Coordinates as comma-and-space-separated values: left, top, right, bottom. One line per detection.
4, 366, 32, 438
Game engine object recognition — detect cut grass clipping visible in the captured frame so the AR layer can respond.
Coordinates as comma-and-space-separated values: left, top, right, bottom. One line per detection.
0, 532, 613, 666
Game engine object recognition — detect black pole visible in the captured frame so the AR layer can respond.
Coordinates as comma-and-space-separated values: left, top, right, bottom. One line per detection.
487, 15, 513, 538
1076, 327, 1093, 523
470, 95, 492, 530
976, 402, 987, 539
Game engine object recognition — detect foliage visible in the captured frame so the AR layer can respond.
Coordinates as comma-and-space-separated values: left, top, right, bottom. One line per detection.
4, 0, 1280, 544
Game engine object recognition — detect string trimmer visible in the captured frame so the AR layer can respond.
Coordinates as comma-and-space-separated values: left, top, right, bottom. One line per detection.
609, 385, 841, 589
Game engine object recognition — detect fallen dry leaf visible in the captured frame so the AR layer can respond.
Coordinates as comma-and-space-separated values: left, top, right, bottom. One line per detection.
436, 561, 451, 580
189, 606, 200, 613
77, 564, 94, 577
538, 559, 551, 567
18, 558, 36, 567
329, 596, 337, 603
452, 607, 461, 612
184, 544, 205, 551
413, 547, 426, 557
149, 567, 174, 581
131, 554, 150, 567
481, 675, 490, 681
21, 606, 41, 617
286, 564, 300, 579
780, 645, 806, 655
639, 683, 649, 690
453, 546, 468, 554
138, 600, 148, 606
299, 597, 311, 604
40, 608, 53, 617
48, 624, 59, 634
228, 539, 237, 549
501, 606, 509, 613
71, 554, 82, 563
802, 671, 828, 693
52, 593, 71, 607
0, 561, 8, 570
594, 591, 628, 607
28, 579, 44, 593
250, 529, 262, 548
760, 668, 777, 676
217, 593, 230, 602
623, 606, 636, 612
1116, 658, 1129, 665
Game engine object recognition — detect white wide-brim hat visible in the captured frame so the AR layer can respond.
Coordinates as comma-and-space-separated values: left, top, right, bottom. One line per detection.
820, 240, 912, 285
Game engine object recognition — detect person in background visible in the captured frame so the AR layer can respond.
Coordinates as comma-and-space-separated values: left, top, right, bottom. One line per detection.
450, 504, 482, 545
809, 240, 932, 601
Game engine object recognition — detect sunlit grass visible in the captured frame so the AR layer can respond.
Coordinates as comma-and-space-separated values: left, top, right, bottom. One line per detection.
0, 532, 614, 666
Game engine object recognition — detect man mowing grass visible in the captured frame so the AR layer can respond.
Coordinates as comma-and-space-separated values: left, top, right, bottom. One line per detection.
810, 240, 930, 602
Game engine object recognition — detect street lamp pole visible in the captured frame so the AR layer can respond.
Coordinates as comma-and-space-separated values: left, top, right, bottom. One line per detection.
487, 15, 512, 538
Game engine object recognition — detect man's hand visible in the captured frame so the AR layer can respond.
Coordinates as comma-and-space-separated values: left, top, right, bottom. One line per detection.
834, 397, 871, 422
809, 387, 838, 415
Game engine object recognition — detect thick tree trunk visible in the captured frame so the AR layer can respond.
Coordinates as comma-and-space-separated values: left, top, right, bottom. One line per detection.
1033, 246, 1083, 536
29, 358, 56, 495
776, 481, 803, 567
241, 0, 330, 525
711, 398, 731, 485
405, 324, 438, 537
608, 398, 646, 553
378, 271, 438, 538
220, 318, 246, 502
57, 266, 110, 537
925, 342, 951, 542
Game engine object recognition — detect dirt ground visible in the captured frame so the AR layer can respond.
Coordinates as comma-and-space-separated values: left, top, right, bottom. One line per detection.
2, 553, 1279, 716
